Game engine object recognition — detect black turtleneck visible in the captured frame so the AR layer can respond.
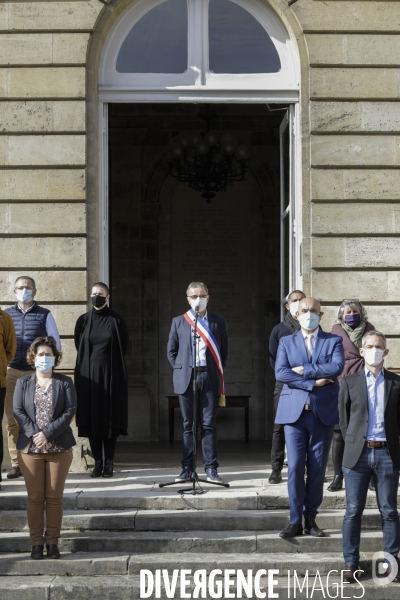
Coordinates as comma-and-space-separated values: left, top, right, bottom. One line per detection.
89, 306, 112, 364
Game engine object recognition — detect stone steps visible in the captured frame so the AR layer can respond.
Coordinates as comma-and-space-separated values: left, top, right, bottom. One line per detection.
1, 573, 398, 600
0, 529, 385, 554
0, 508, 383, 532
0, 551, 370, 577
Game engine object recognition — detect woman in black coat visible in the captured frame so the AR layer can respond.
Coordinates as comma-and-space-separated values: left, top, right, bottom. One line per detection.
74, 282, 129, 478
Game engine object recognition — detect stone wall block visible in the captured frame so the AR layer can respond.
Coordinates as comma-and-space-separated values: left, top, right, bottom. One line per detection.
58, 338, 76, 370
312, 203, 395, 234
0, 5, 7, 30
0, 101, 86, 133
311, 169, 400, 200
0, 203, 7, 233
44, 305, 84, 336
293, 1, 393, 32
2, 135, 86, 166
52, 34, 90, 64
312, 237, 400, 268
8, 2, 103, 31
0, 169, 85, 200
7, 203, 86, 234
6, 68, 85, 99
0, 34, 52, 65
307, 34, 400, 66
311, 135, 396, 167
0, 271, 87, 303
0, 238, 86, 268
311, 102, 400, 133
311, 270, 400, 302
310, 68, 398, 99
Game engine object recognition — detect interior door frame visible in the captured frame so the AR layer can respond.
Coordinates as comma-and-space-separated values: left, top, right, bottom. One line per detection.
98, 95, 302, 295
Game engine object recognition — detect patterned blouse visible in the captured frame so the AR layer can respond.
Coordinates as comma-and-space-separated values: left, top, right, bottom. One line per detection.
29, 383, 69, 454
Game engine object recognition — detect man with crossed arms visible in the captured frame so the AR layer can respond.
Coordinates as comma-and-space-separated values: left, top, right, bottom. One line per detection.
275, 297, 344, 539
167, 281, 228, 484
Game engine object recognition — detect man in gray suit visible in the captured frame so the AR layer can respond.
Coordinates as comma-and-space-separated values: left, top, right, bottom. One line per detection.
167, 282, 228, 484
339, 331, 400, 584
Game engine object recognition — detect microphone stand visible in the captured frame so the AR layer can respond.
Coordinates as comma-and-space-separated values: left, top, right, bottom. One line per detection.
159, 307, 230, 494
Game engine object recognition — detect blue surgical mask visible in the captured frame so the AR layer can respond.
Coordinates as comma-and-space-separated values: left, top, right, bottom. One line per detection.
16, 288, 33, 303
298, 311, 320, 331
34, 356, 55, 373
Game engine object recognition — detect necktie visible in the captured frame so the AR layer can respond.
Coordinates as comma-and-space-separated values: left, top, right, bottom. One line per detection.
306, 335, 313, 360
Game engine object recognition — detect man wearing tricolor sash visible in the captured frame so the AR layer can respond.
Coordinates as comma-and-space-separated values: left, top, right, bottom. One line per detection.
167, 282, 229, 484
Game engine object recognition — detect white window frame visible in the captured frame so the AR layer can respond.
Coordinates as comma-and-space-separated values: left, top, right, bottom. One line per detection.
99, 0, 299, 97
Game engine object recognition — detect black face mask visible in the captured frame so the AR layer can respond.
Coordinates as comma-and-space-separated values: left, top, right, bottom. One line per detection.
91, 295, 107, 309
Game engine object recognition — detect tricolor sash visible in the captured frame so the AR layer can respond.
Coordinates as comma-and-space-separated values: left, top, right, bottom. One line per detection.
183, 310, 226, 407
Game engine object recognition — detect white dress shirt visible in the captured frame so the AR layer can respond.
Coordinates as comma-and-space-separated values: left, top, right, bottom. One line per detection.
193, 311, 208, 367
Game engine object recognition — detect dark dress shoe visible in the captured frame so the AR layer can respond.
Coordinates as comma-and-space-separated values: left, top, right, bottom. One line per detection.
368, 476, 375, 491
7, 466, 22, 479
90, 460, 103, 478
304, 515, 325, 537
268, 469, 282, 484
102, 460, 114, 477
46, 544, 60, 559
279, 523, 303, 539
31, 545, 44, 560
342, 564, 360, 584
327, 475, 343, 492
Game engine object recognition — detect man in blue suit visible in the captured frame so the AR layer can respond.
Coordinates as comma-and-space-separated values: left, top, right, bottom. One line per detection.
167, 282, 228, 484
275, 297, 344, 539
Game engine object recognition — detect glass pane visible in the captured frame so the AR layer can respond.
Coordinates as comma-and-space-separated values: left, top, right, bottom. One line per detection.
116, 0, 188, 74
209, 0, 281, 74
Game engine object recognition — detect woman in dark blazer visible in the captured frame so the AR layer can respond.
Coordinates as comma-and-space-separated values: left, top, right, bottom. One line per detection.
328, 299, 375, 491
13, 336, 76, 560
74, 282, 129, 479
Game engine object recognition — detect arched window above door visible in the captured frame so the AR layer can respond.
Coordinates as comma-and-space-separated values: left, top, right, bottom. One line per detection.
100, 0, 299, 95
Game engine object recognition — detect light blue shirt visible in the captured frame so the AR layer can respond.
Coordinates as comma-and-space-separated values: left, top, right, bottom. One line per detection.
365, 367, 386, 441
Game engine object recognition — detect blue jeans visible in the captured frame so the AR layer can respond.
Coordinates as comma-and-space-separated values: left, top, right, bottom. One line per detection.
179, 371, 219, 470
284, 410, 334, 524
342, 446, 400, 565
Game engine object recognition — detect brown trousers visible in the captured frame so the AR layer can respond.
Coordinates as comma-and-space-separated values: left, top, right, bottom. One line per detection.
18, 450, 72, 546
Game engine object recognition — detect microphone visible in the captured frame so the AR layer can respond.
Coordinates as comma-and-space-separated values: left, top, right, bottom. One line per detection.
195, 304, 200, 313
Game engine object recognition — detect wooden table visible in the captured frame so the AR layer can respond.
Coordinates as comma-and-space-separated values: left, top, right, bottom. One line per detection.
166, 395, 250, 443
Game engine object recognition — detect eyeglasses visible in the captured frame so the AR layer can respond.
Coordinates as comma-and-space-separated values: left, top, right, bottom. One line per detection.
187, 295, 208, 300
16, 286, 33, 291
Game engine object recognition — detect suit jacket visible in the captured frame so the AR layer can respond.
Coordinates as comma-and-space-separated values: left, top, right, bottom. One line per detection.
339, 368, 400, 469
167, 312, 228, 396
13, 372, 77, 451
274, 328, 344, 426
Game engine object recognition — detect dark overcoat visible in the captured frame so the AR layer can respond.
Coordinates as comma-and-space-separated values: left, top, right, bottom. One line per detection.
74, 309, 129, 436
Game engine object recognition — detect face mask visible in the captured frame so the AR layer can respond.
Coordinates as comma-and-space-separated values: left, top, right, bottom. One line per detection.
189, 297, 207, 312
363, 348, 385, 367
289, 301, 299, 317
298, 311, 320, 331
92, 295, 107, 309
35, 356, 55, 373
16, 288, 32, 303
344, 314, 361, 328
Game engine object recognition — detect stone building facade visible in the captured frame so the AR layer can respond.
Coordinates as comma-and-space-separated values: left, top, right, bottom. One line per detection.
1, 0, 400, 456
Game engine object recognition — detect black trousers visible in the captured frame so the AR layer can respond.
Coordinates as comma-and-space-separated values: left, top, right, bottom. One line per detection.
89, 437, 117, 461
271, 381, 285, 471
0, 387, 5, 480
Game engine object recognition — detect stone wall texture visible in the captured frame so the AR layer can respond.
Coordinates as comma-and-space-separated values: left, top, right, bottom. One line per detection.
1, 0, 400, 460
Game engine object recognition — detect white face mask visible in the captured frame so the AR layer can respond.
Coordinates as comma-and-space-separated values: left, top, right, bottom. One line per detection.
363, 348, 385, 367
298, 311, 320, 331
189, 297, 208, 313
289, 300, 299, 317
16, 288, 33, 303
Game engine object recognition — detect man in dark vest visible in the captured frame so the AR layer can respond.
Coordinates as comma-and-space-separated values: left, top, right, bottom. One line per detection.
4, 276, 61, 479
268, 290, 305, 484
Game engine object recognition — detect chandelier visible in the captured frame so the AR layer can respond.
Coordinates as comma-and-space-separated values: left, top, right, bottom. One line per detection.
167, 110, 250, 203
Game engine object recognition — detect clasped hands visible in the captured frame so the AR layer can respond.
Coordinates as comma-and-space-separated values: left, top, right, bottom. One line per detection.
32, 431, 51, 450
291, 365, 333, 387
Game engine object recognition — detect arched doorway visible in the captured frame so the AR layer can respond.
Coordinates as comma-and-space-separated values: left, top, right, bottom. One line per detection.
98, 0, 301, 443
